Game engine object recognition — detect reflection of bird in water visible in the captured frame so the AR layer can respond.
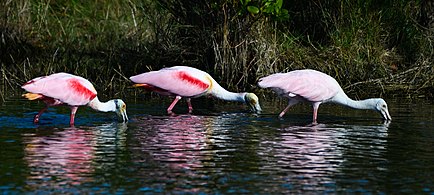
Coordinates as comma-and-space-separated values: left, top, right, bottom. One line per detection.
133, 115, 214, 170
260, 125, 343, 191
23, 123, 128, 189
24, 127, 96, 186
22, 73, 128, 126
130, 66, 261, 115
258, 69, 392, 124
257, 123, 389, 192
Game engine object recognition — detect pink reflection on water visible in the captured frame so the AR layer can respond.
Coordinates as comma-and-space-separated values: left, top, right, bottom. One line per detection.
133, 115, 214, 170
23, 123, 128, 189
23, 128, 96, 186
258, 124, 345, 188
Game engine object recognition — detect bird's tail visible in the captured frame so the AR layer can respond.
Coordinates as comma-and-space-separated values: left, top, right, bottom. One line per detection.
132, 83, 170, 94
22, 93, 42, 100
132, 83, 147, 88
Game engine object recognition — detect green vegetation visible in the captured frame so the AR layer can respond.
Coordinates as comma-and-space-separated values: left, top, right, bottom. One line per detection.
1, 0, 433, 101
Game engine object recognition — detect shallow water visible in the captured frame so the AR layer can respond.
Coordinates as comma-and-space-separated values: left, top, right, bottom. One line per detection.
1, 97, 434, 194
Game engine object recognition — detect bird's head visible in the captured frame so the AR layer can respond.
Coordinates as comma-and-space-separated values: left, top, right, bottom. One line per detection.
113, 99, 129, 122
375, 98, 391, 121
244, 93, 262, 114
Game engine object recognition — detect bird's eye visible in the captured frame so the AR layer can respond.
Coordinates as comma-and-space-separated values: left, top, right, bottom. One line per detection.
122, 105, 126, 109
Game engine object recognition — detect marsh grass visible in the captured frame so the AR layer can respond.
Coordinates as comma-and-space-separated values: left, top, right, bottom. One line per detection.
1, 0, 157, 98
209, 0, 433, 99
1, 0, 433, 101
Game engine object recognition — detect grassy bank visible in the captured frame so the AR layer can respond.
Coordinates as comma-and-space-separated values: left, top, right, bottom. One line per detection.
1, 0, 433, 102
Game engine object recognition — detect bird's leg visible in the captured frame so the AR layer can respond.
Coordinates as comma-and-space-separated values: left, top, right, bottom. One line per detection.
186, 98, 193, 114
69, 106, 78, 126
312, 103, 321, 125
167, 96, 182, 115
279, 105, 292, 118
312, 110, 318, 125
279, 99, 299, 118
34, 106, 48, 123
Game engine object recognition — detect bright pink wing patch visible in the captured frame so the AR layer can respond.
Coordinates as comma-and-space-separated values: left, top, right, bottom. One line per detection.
176, 71, 209, 90
68, 79, 97, 101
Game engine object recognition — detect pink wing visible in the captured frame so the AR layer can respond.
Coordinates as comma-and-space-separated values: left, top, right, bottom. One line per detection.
258, 69, 342, 102
22, 73, 97, 106
130, 66, 211, 97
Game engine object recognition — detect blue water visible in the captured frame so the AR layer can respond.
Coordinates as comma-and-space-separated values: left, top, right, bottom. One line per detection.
1, 96, 434, 194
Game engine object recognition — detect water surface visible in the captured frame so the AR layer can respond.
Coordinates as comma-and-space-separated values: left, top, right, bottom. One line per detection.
1, 97, 433, 194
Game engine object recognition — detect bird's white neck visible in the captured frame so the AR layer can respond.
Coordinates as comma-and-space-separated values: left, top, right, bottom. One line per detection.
209, 81, 246, 103
331, 92, 378, 110
88, 97, 116, 112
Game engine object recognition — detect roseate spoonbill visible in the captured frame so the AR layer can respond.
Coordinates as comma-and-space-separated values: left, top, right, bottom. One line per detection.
22, 73, 128, 125
130, 66, 261, 114
258, 69, 391, 123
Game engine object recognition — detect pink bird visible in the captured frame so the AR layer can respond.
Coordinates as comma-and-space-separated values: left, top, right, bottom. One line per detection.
258, 69, 391, 123
130, 66, 261, 114
22, 73, 128, 125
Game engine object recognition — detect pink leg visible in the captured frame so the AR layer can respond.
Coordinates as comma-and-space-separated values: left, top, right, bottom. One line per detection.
69, 106, 78, 126
279, 105, 292, 118
187, 98, 193, 113
34, 106, 49, 123
312, 103, 321, 124
278, 99, 299, 118
167, 96, 182, 115
312, 108, 318, 125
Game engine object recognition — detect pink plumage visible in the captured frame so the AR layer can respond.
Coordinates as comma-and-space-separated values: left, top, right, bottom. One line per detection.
130, 66, 211, 98
22, 73, 97, 106
259, 69, 392, 123
22, 72, 128, 125
130, 66, 262, 114
258, 69, 341, 102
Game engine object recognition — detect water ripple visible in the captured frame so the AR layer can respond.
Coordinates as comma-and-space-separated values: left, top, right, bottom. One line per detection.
1, 99, 434, 194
